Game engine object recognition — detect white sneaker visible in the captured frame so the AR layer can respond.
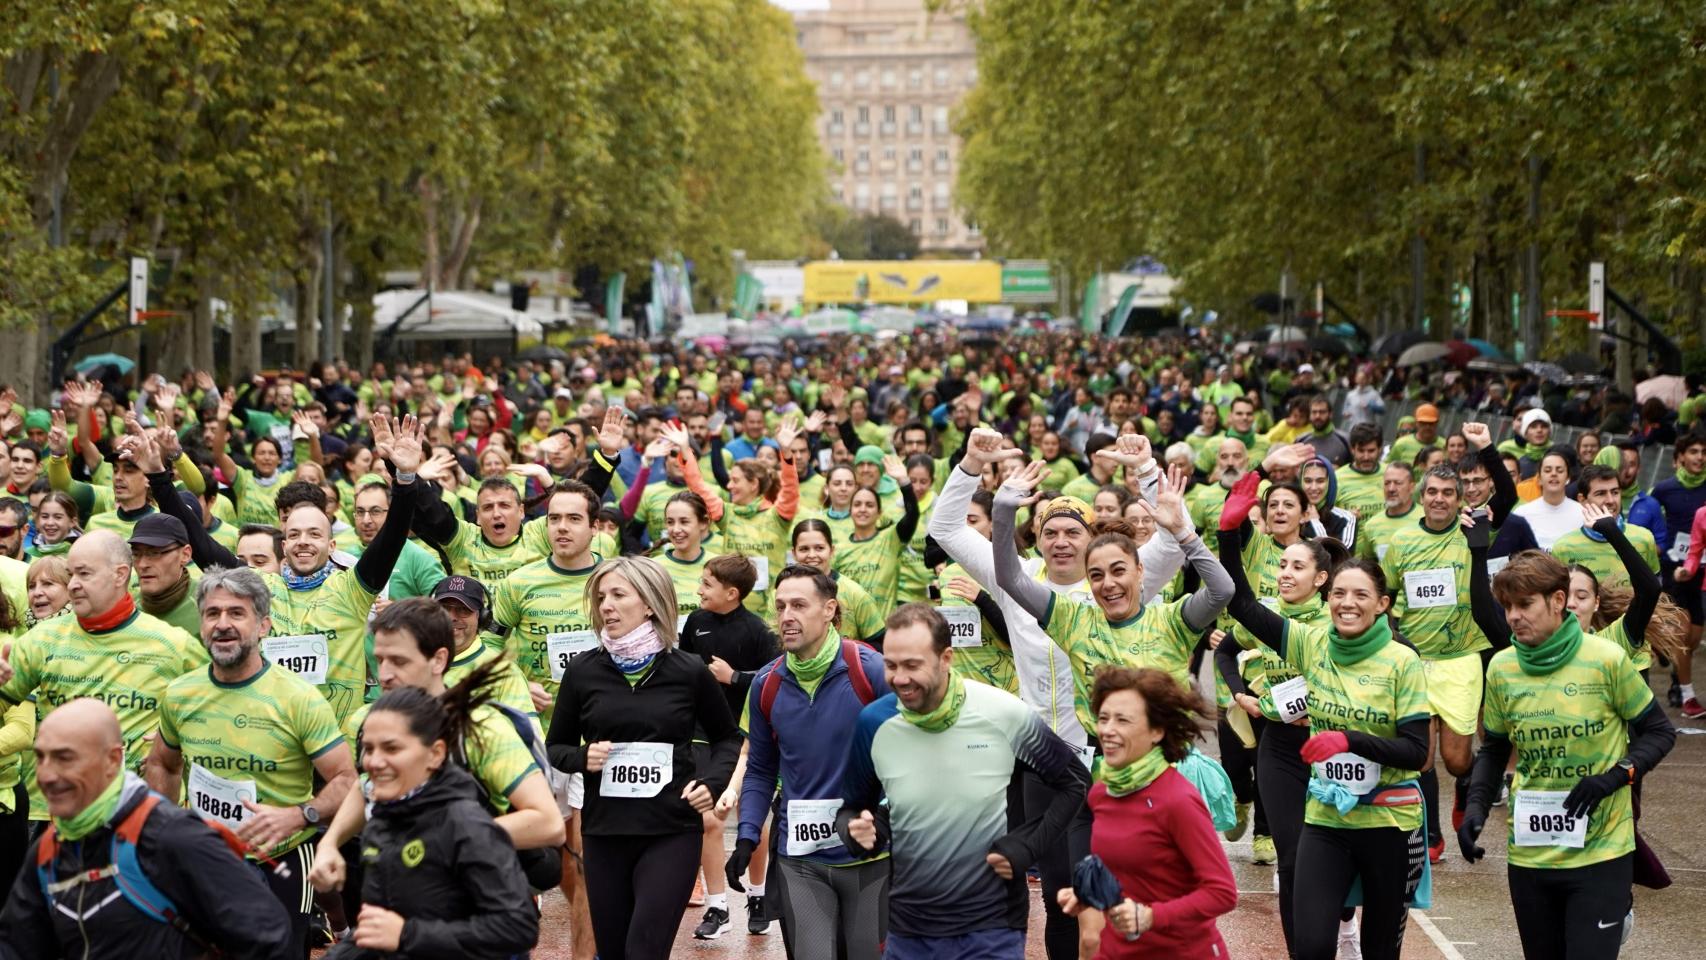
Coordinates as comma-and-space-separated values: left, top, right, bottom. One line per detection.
1622, 909, 1634, 946
1338, 916, 1362, 960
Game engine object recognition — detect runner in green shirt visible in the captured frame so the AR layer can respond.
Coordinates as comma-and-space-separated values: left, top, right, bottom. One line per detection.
1550, 464, 1662, 587
789, 520, 888, 646
1356, 462, 1419, 564
1458, 534, 1675, 959
145, 565, 355, 956
1334, 423, 1387, 520
655, 489, 722, 623
432, 575, 538, 720
831, 455, 919, 615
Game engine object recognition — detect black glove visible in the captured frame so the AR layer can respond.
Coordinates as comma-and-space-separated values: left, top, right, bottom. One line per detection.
724, 837, 756, 893
1456, 805, 1487, 863
1563, 769, 1627, 820
1461, 509, 1489, 550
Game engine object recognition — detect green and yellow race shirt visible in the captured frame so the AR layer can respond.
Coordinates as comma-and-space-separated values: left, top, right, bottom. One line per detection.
937, 562, 1017, 695
157, 661, 344, 856
1483, 635, 1651, 868
0, 610, 205, 773
894, 493, 935, 606
1187, 483, 1230, 554
85, 504, 158, 540
207, 517, 241, 553
263, 569, 379, 719
1234, 595, 1326, 722
1334, 464, 1386, 520
1386, 434, 1443, 470
1042, 593, 1200, 735
633, 480, 692, 545
441, 516, 549, 584
443, 641, 541, 723
1550, 525, 1661, 588
1381, 519, 1487, 660
1357, 503, 1419, 564
835, 525, 910, 614
1285, 621, 1429, 831
721, 503, 792, 619
345, 702, 537, 814
833, 573, 888, 645
232, 466, 298, 526
659, 548, 710, 621
490, 555, 601, 730
1590, 615, 1651, 673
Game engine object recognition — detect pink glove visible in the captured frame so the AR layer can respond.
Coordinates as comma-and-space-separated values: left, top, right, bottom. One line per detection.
1300, 731, 1350, 764
1218, 471, 1263, 533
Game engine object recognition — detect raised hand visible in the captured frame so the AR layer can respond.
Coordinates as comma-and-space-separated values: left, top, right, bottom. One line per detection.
194, 370, 217, 394
388, 415, 425, 475
367, 413, 396, 463
997, 459, 1050, 506
45, 410, 69, 458
290, 409, 319, 440
1118, 433, 1153, 468
1263, 442, 1316, 474
0, 409, 20, 439
642, 437, 674, 461
1582, 500, 1617, 528
416, 450, 455, 484
802, 410, 827, 434
944, 575, 981, 603
774, 413, 802, 452
1153, 464, 1190, 536
882, 453, 908, 482
659, 420, 692, 453
1461, 421, 1492, 451
595, 407, 627, 455
155, 425, 183, 465
507, 462, 551, 485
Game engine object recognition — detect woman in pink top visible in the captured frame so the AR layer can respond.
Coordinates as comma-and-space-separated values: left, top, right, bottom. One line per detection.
1059, 667, 1238, 959
1677, 502, 1706, 587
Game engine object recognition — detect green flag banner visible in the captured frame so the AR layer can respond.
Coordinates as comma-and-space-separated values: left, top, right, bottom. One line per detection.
1080, 274, 1102, 333
606, 271, 626, 333
1108, 283, 1140, 337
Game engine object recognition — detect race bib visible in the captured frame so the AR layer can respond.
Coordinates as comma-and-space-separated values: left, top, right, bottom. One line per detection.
1269, 675, 1309, 724
1404, 568, 1455, 609
1487, 555, 1510, 579
1074, 743, 1098, 773
1670, 533, 1692, 565
750, 556, 771, 592
1512, 790, 1588, 848
189, 764, 257, 830
599, 741, 672, 798
262, 634, 329, 685
786, 799, 844, 856
548, 630, 598, 682
937, 605, 983, 647
1314, 752, 1381, 794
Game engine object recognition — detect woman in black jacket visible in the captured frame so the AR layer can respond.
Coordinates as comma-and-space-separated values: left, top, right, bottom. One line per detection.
547, 556, 742, 960
326, 684, 538, 960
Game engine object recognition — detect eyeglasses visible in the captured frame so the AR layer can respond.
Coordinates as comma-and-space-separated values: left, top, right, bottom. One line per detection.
353, 508, 389, 520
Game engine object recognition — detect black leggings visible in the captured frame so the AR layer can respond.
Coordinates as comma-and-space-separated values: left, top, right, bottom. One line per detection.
1024, 768, 1093, 960
0, 784, 28, 889
1293, 823, 1420, 960
1218, 714, 1269, 836
583, 831, 701, 960
1508, 854, 1632, 960
1258, 721, 1309, 953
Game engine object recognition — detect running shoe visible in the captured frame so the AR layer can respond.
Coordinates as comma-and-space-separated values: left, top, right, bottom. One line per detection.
1428, 838, 1445, 864
1225, 801, 1252, 842
1337, 916, 1362, 959
1683, 697, 1706, 719
1669, 680, 1683, 707
693, 907, 731, 940
747, 895, 771, 935
1252, 835, 1277, 865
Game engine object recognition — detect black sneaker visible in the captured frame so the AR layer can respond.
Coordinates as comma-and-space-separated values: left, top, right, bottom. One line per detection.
693, 907, 731, 940
747, 895, 770, 935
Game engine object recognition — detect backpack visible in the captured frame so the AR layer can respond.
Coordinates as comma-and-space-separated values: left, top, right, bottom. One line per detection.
492, 701, 575, 817
35, 791, 258, 953
756, 639, 876, 738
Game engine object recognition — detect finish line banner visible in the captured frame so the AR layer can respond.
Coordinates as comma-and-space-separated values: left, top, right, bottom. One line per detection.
803, 260, 1002, 304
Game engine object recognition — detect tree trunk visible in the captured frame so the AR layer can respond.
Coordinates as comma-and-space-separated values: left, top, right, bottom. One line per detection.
441, 195, 482, 290
192, 268, 216, 374
419, 174, 440, 290
231, 303, 261, 381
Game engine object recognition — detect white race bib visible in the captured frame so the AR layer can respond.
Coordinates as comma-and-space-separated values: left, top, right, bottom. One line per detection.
1074, 743, 1098, 773
750, 556, 771, 592
1487, 555, 1511, 579
188, 764, 257, 830
1670, 533, 1692, 564
786, 799, 844, 856
1269, 675, 1309, 724
1403, 568, 1456, 609
262, 634, 329, 685
1314, 752, 1381, 794
599, 741, 672, 798
1512, 790, 1588, 848
1375, 543, 1390, 563
937, 605, 983, 647
548, 630, 598, 682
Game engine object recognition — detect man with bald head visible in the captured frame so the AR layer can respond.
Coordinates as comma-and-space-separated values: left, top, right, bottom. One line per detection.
1188, 437, 1250, 552
1, 698, 291, 958
0, 532, 202, 776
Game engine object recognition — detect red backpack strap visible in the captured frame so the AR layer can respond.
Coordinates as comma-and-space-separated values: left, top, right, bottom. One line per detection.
33, 824, 58, 868
842, 640, 875, 704
758, 659, 785, 739
113, 793, 162, 845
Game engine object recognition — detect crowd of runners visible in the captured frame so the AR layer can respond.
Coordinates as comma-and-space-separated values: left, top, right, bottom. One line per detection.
0, 325, 1699, 960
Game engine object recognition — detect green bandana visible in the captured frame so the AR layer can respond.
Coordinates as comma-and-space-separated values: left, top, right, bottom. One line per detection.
1328, 611, 1392, 666
1101, 745, 1169, 798
1514, 612, 1584, 676
1282, 595, 1326, 622
1678, 465, 1706, 490
785, 628, 842, 699
1514, 440, 1550, 463
1227, 428, 1259, 447
900, 671, 966, 733
53, 772, 127, 842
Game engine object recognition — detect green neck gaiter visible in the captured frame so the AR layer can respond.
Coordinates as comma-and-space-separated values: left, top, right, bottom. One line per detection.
1228, 428, 1258, 446
1514, 613, 1583, 676
1282, 595, 1326, 623
900, 672, 966, 733
1328, 612, 1393, 665
1101, 745, 1169, 798
786, 628, 841, 698
1678, 466, 1706, 490
54, 772, 127, 842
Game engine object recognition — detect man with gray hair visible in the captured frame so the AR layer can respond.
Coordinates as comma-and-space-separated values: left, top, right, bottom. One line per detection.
144, 564, 356, 957
0, 531, 203, 777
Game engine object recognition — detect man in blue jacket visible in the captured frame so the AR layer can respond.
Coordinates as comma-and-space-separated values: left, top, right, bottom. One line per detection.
732, 566, 889, 960
1650, 430, 1706, 715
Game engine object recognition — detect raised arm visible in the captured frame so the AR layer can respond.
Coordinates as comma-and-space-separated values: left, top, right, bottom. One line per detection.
774, 415, 805, 522
128, 414, 242, 571
884, 455, 919, 541
1589, 503, 1660, 644
1152, 464, 1231, 633
989, 460, 1057, 623
354, 415, 424, 595
928, 428, 1023, 593
1462, 423, 1517, 526
1462, 510, 1511, 653
1214, 475, 1290, 658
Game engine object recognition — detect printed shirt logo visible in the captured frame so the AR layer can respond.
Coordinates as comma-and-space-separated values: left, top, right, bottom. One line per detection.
402, 838, 426, 867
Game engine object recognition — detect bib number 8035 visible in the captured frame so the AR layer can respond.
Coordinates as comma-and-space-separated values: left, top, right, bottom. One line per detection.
1527, 813, 1579, 834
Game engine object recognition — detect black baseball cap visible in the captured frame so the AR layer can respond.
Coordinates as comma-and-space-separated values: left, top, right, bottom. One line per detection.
128, 513, 188, 548
432, 575, 487, 614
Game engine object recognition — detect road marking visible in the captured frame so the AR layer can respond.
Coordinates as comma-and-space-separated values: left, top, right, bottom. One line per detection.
1411, 909, 1469, 960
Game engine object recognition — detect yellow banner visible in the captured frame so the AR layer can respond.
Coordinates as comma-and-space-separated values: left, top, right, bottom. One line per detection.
803, 260, 1002, 303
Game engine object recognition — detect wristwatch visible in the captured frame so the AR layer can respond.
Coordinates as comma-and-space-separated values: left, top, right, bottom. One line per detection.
1615, 758, 1636, 785
299, 803, 321, 826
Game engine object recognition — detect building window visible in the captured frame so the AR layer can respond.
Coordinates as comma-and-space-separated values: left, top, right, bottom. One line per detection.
856, 147, 870, 163
832, 147, 845, 164
881, 67, 896, 88
856, 105, 870, 123
831, 183, 845, 200
855, 69, 870, 87
934, 217, 950, 236
882, 105, 896, 123
909, 105, 923, 123
908, 184, 923, 199
854, 183, 871, 209
908, 68, 923, 89
882, 146, 896, 161
831, 108, 844, 124
829, 69, 844, 88
934, 66, 951, 87
908, 218, 922, 234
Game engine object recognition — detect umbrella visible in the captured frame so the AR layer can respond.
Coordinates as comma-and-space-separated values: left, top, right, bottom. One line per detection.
517, 344, 569, 362
1466, 338, 1511, 362
1073, 855, 1136, 942
1442, 340, 1480, 367
1558, 351, 1602, 375
1397, 342, 1453, 367
1637, 375, 1688, 409
75, 353, 135, 375
1372, 330, 1429, 357
1265, 325, 1309, 344
1466, 357, 1520, 374
1524, 361, 1570, 383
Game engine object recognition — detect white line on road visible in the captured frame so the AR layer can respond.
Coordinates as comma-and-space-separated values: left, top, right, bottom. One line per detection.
1412, 909, 1469, 960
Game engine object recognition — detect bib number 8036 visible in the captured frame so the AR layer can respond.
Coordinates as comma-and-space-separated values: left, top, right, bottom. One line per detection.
1323, 760, 1367, 782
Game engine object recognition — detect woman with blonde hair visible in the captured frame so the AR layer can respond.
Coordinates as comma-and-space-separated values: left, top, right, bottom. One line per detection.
546, 555, 743, 960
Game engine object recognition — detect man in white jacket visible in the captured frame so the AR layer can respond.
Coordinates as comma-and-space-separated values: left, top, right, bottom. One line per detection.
928, 427, 1191, 960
